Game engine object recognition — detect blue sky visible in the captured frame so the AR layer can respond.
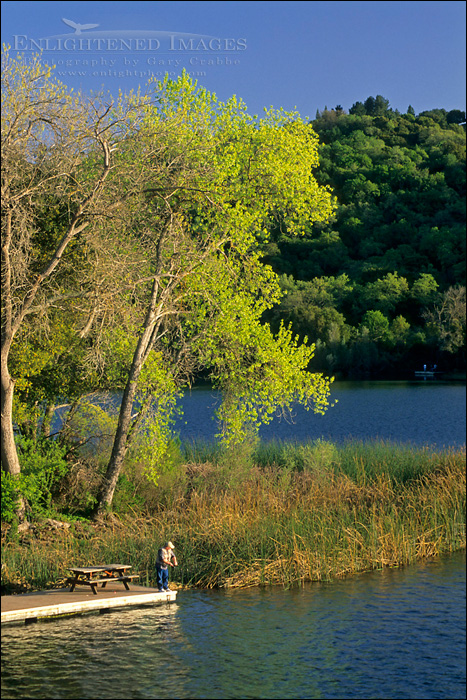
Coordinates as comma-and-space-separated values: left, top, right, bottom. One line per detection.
1, 1, 465, 118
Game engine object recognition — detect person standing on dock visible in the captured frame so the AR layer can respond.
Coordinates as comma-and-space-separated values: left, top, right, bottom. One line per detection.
156, 541, 178, 592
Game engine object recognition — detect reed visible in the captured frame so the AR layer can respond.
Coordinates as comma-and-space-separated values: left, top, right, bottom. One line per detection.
1, 440, 465, 592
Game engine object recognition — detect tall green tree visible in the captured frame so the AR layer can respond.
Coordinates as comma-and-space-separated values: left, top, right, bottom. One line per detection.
1, 51, 335, 517
93, 74, 336, 514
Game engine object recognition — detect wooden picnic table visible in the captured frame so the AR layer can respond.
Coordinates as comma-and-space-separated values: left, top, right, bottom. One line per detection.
67, 564, 139, 595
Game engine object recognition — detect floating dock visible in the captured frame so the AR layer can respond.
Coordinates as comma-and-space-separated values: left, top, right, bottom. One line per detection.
1, 583, 176, 625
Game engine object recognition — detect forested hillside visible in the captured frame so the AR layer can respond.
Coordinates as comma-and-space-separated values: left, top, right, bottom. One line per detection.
263, 97, 466, 378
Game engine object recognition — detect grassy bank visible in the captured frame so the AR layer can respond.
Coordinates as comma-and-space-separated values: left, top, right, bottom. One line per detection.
1, 440, 465, 593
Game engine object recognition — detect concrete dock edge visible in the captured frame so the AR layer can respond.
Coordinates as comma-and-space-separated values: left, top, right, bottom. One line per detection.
1, 586, 177, 625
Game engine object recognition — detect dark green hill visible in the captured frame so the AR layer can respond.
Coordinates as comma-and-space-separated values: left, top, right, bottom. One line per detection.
263, 98, 466, 378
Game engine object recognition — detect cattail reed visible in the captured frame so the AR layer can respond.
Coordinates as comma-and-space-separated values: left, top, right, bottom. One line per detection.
1, 440, 465, 592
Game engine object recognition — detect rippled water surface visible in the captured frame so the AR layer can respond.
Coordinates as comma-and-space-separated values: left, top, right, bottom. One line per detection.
50, 380, 466, 449
2, 551, 465, 700
174, 381, 466, 449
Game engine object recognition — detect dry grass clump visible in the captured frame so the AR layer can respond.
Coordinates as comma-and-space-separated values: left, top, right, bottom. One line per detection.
1, 441, 465, 592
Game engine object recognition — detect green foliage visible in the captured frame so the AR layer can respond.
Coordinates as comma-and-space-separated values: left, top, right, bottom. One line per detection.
1, 437, 70, 520
9, 311, 96, 435
111, 472, 147, 514
362, 272, 409, 315
62, 399, 118, 464
1, 472, 20, 524
127, 420, 184, 487
208, 319, 333, 445
360, 310, 391, 343
124, 72, 337, 447
411, 274, 439, 306
263, 97, 466, 376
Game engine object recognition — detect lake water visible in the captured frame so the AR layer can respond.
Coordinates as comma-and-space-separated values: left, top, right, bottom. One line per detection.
2, 551, 465, 700
174, 380, 466, 449
3, 381, 465, 699
51, 379, 466, 450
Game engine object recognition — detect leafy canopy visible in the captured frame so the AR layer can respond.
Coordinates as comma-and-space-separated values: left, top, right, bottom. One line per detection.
123, 71, 337, 445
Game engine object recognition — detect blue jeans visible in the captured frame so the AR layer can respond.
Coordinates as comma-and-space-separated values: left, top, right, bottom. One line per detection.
156, 565, 169, 591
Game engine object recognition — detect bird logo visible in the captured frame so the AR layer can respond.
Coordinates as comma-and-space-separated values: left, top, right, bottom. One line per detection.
61, 18, 100, 35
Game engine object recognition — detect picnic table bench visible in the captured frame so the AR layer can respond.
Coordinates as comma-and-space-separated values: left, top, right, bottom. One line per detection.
67, 564, 139, 595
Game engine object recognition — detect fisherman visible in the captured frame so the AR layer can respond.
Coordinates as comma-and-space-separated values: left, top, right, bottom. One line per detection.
156, 541, 178, 592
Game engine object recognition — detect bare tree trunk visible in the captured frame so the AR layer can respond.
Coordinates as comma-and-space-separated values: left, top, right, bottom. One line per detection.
92, 374, 140, 517
41, 403, 55, 437
1, 356, 26, 520
1, 210, 18, 476
92, 280, 163, 517
1, 363, 20, 475
91, 233, 221, 518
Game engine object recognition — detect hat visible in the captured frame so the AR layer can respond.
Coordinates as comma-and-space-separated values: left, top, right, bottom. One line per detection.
166, 541, 175, 549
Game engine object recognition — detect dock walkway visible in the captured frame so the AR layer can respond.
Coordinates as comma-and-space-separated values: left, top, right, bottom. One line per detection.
1, 584, 176, 625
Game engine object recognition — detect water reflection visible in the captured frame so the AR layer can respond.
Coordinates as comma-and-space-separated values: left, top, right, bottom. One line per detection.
2, 552, 465, 699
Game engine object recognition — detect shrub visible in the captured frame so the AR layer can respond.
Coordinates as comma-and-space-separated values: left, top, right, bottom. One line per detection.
14, 436, 70, 518
1, 472, 20, 524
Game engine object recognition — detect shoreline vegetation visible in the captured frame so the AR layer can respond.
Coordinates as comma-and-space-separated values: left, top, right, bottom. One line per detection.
1, 439, 465, 594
